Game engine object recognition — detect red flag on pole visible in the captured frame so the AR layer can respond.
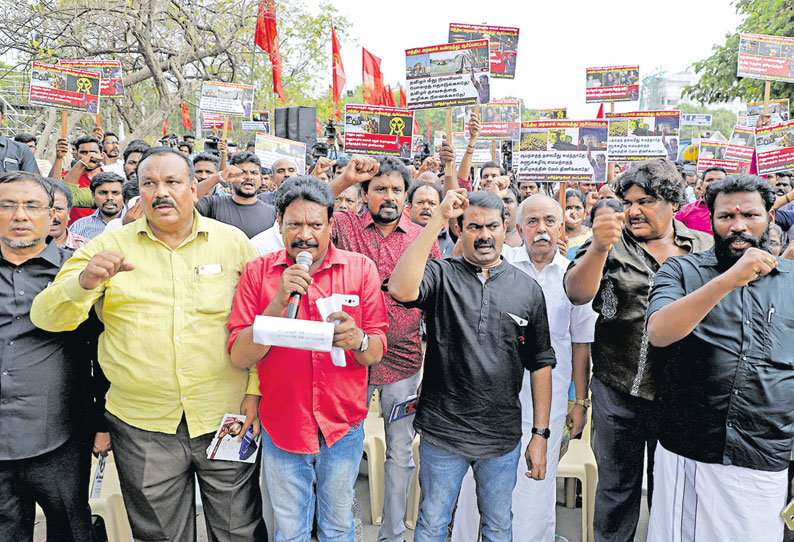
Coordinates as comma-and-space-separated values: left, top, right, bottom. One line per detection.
427, 118, 431, 140
384, 85, 397, 107
331, 21, 346, 105
413, 116, 420, 135
181, 103, 193, 131
162, 119, 169, 137
254, 0, 286, 102
399, 86, 406, 108
596, 103, 605, 119
362, 48, 384, 105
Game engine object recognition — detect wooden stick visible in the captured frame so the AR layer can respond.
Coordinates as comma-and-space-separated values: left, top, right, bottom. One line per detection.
445, 107, 453, 142
490, 140, 498, 162
95, 114, 102, 129
60, 110, 68, 139
763, 81, 771, 115
610, 103, 615, 113
221, 115, 229, 142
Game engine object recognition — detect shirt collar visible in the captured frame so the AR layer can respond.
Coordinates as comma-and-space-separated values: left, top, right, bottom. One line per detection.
625, 219, 698, 248
0, 236, 62, 267
360, 209, 410, 234
457, 254, 508, 278
512, 245, 568, 271
273, 242, 344, 272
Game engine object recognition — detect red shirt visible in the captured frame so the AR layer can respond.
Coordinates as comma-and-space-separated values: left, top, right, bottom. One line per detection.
228, 244, 389, 454
332, 210, 440, 385
675, 198, 713, 235
65, 168, 101, 224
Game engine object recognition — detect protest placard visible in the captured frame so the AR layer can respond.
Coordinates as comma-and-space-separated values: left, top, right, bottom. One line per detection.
60, 60, 124, 98
697, 141, 744, 174
681, 114, 712, 126
724, 125, 756, 172
405, 40, 491, 110
539, 108, 567, 120
29, 62, 101, 113
756, 120, 794, 175
458, 99, 521, 139
201, 112, 231, 131
606, 110, 680, 162
343, 105, 414, 157
411, 135, 426, 158
585, 65, 640, 104
241, 110, 270, 133
255, 133, 306, 175
515, 120, 609, 183
743, 98, 790, 127
452, 132, 492, 167
448, 23, 519, 79
737, 34, 794, 84
199, 81, 255, 117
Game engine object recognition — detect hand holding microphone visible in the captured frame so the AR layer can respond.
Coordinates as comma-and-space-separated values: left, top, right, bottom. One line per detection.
281, 251, 314, 319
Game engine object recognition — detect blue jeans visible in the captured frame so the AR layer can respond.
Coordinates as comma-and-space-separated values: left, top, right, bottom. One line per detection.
261, 424, 363, 542
414, 438, 520, 542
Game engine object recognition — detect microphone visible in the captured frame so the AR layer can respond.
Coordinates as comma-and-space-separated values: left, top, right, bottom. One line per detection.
285, 251, 313, 319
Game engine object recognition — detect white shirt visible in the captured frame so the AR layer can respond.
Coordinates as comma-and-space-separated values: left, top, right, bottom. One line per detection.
102, 159, 126, 179
250, 223, 284, 256
502, 244, 597, 422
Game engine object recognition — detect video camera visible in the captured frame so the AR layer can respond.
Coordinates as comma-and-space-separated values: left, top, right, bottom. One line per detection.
501, 141, 513, 171
416, 141, 431, 164
324, 119, 337, 140
158, 133, 180, 148
310, 140, 329, 159
203, 135, 221, 156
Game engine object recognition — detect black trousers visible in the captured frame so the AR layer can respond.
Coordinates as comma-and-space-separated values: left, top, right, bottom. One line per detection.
0, 437, 95, 542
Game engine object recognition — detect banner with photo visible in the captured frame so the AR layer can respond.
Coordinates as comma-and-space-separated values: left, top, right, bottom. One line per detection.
681, 113, 711, 126
242, 110, 270, 133
539, 108, 567, 120
343, 105, 414, 157
756, 121, 794, 175
606, 110, 680, 162
448, 23, 519, 79
405, 40, 491, 110
585, 65, 640, 104
28, 62, 101, 113
199, 81, 255, 117
737, 33, 794, 84
724, 125, 756, 170
516, 120, 609, 183
254, 133, 306, 175
201, 112, 230, 131
458, 99, 521, 139
60, 60, 124, 98
741, 98, 790, 127
697, 141, 745, 174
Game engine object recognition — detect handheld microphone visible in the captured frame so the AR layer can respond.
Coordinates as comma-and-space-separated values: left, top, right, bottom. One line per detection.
285, 251, 314, 319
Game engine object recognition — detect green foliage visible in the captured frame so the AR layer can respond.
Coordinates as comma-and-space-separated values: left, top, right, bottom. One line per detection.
677, 103, 738, 140
683, 0, 794, 105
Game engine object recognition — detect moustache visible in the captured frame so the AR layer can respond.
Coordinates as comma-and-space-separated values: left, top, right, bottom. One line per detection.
152, 198, 176, 208
291, 240, 319, 249
379, 202, 398, 211
474, 239, 495, 249
725, 232, 757, 245
533, 233, 552, 243
51, 218, 62, 227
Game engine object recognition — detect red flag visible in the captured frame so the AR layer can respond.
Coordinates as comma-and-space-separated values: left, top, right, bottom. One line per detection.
362, 48, 384, 105
596, 104, 605, 119
399, 86, 406, 108
427, 118, 431, 139
162, 118, 169, 137
331, 21, 346, 105
383, 85, 396, 107
255, 0, 286, 102
181, 103, 193, 131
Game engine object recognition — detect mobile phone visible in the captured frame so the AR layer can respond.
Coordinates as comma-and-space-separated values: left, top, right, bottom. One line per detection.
781, 498, 794, 530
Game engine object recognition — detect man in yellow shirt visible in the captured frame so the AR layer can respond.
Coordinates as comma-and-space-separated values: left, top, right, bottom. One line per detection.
31, 148, 265, 542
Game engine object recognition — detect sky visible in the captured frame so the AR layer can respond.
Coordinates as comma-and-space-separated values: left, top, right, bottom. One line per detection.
308, 0, 745, 117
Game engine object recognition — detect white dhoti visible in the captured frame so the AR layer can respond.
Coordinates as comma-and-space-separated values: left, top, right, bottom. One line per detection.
450, 415, 565, 542
648, 443, 787, 542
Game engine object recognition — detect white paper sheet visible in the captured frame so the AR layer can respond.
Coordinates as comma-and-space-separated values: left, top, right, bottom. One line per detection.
252, 315, 334, 352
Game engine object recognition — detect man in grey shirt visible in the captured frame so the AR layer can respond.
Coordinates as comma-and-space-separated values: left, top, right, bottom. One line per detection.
0, 103, 39, 175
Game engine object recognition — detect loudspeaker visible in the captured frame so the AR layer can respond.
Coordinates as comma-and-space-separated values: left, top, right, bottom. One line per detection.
274, 106, 316, 145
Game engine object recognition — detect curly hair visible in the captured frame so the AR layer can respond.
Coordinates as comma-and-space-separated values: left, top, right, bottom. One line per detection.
615, 158, 685, 206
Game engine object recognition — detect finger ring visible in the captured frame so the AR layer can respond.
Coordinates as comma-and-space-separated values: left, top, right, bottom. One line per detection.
766, 258, 775, 265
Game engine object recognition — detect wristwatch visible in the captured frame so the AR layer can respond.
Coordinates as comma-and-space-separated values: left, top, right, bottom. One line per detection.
531, 427, 551, 439
355, 331, 370, 352
574, 398, 591, 409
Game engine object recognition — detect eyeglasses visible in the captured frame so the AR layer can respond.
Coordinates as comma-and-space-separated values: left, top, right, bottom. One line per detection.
769, 241, 782, 248
0, 203, 51, 215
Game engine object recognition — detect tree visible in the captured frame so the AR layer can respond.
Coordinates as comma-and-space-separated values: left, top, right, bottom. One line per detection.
677, 103, 737, 141
683, 0, 794, 106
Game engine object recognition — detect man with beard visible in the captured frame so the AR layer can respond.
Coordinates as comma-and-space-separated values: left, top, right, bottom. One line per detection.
123, 142, 149, 182
49, 179, 89, 250
330, 154, 441, 542
99, 132, 126, 178
565, 158, 712, 542
56, 135, 106, 224
646, 175, 794, 541
195, 152, 276, 238
70, 172, 125, 240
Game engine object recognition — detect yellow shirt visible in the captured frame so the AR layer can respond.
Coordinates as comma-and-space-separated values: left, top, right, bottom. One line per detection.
31, 212, 259, 437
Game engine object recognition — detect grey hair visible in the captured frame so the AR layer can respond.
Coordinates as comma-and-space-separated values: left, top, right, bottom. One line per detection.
517, 193, 563, 224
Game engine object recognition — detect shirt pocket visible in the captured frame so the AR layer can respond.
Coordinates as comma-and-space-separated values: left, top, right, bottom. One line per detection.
193, 271, 238, 314
497, 312, 525, 354
2, 157, 20, 172
763, 313, 794, 366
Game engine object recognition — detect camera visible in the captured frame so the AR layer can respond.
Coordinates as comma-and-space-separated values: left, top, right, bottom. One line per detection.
324, 120, 337, 140
416, 141, 430, 163
311, 140, 329, 159
501, 141, 513, 170
204, 135, 220, 156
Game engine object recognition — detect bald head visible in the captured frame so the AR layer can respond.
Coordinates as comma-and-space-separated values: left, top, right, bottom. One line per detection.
416, 171, 441, 185
272, 158, 299, 186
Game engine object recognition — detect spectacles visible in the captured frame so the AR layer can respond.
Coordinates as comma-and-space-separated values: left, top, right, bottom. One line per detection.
0, 203, 51, 215
769, 241, 782, 248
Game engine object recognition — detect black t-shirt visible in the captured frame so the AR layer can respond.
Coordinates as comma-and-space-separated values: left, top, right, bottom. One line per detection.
195, 196, 276, 238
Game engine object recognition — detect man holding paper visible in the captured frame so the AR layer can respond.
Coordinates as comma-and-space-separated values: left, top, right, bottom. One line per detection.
228, 176, 388, 541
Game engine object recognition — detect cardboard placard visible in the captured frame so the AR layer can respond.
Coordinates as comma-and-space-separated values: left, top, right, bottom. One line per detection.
756, 121, 794, 175
697, 141, 745, 174
516, 120, 609, 183
254, 133, 306, 175
606, 110, 680, 162
448, 23, 519, 79
241, 110, 270, 133
459, 99, 521, 139
737, 33, 794, 84
743, 99, 790, 127
585, 65, 640, 104
539, 108, 568, 120
343, 105, 415, 157
60, 59, 124, 98
201, 112, 230, 130
405, 40, 491, 110
29, 62, 101, 113
199, 81, 255, 117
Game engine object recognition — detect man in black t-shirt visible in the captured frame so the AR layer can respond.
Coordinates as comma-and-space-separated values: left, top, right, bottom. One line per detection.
195, 152, 276, 238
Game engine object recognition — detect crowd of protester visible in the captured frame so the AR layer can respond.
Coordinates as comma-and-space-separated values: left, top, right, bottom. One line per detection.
2, 98, 794, 542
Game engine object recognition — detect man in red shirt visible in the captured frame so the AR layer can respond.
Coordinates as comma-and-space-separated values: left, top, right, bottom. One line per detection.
51, 135, 105, 224
675, 166, 727, 235
228, 176, 388, 540
329, 155, 441, 542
